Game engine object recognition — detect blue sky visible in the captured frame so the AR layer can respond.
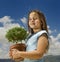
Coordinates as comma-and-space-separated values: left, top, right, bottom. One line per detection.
0, 0, 60, 30
0, 0, 60, 58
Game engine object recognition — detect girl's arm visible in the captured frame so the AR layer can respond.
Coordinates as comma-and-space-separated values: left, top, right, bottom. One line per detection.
12, 35, 48, 60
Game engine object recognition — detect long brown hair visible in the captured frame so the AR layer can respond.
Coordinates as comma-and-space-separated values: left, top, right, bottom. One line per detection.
27, 10, 48, 34
27, 10, 49, 52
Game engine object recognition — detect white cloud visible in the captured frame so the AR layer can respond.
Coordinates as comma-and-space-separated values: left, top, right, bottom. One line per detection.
20, 17, 27, 24
4, 23, 20, 30
47, 26, 60, 55
0, 24, 20, 41
0, 48, 2, 54
0, 16, 20, 58
0, 16, 60, 58
0, 48, 10, 59
0, 16, 20, 40
20, 17, 27, 29
0, 42, 13, 59
0, 16, 13, 25
48, 25, 57, 34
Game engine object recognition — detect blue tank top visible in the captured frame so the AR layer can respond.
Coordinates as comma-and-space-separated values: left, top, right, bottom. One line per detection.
23, 30, 48, 62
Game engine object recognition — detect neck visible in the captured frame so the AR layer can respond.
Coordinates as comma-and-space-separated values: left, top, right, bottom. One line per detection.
33, 28, 41, 33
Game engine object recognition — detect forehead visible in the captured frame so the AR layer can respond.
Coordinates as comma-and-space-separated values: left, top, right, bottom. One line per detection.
29, 12, 39, 17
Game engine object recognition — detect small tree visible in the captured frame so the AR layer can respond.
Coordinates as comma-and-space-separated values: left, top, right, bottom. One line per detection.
5, 27, 28, 44
5, 27, 28, 62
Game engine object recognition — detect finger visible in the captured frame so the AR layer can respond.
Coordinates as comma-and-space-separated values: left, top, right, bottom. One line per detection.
11, 49, 17, 52
9, 51, 13, 59
9, 51, 12, 56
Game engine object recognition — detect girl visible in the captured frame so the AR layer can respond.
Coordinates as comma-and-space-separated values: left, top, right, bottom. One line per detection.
10, 10, 49, 62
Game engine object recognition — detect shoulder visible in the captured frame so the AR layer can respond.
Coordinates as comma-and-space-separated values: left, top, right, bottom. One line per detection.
38, 33, 48, 43
37, 30, 48, 40
37, 32, 49, 48
39, 33, 48, 39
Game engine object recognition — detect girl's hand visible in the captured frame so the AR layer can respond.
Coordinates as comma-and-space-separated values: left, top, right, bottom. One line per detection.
12, 49, 24, 60
9, 50, 13, 59
12, 49, 20, 59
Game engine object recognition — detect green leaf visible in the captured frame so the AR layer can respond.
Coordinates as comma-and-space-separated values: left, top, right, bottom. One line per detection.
5, 27, 29, 43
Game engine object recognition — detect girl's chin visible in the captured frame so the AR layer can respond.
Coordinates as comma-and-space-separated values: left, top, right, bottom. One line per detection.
30, 25, 35, 28
30, 26, 35, 29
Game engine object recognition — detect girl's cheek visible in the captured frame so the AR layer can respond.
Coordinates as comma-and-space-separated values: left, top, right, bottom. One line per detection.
29, 22, 30, 25
35, 21, 39, 24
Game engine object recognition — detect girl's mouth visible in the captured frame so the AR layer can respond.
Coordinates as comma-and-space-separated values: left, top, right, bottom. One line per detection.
31, 22, 35, 25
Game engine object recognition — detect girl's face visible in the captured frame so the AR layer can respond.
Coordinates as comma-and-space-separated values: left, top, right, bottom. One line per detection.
29, 12, 41, 30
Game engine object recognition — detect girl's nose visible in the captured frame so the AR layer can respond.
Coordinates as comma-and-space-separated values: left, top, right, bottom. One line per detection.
31, 18, 35, 22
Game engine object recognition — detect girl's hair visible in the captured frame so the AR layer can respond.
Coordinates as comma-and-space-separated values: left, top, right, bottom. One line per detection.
27, 10, 49, 52
27, 10, 48, 34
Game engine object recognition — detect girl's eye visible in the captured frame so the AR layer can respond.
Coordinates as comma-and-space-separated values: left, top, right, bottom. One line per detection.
33, 17, 38, 20
29, 18, 37, 20
34, 18, 37, 20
